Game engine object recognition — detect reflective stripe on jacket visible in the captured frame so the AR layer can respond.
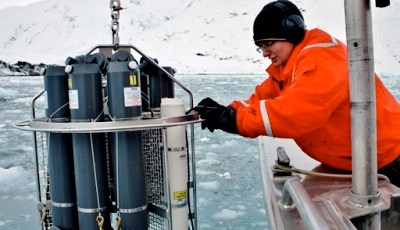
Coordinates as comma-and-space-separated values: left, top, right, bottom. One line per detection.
230, 28, 400, 171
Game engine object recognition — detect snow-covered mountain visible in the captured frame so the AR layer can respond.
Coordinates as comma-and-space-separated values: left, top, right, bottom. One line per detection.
0, 0, 399, 74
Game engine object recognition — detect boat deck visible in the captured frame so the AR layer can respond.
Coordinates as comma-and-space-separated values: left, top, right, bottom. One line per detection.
258, 136, 400, 230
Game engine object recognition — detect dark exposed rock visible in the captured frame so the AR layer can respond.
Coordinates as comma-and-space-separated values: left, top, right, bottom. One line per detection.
0, 59, 48, 76
196, 52, 210, 56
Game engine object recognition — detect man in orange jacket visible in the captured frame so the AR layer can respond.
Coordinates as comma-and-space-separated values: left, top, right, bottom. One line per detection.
195, 0, 400, 186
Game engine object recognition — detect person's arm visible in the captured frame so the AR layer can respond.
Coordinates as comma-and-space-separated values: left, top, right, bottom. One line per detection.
194, 75, 280, 133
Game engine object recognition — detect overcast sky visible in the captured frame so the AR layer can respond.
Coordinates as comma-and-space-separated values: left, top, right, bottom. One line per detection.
0, 0, 44, 9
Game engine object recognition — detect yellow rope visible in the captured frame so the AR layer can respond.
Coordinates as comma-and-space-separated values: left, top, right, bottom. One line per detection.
273, 164, 390, 182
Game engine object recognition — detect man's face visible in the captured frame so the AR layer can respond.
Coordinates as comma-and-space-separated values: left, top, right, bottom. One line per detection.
257, 40, 294, 66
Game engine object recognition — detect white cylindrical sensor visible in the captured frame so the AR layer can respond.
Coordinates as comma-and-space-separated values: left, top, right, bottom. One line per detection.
161, 98, 188, 230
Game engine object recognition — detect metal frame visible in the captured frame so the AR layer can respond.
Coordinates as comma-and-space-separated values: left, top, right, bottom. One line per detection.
15, 101, 200, 230
85, 44, 199, 229
280, 178, 330, 230
15, 113, 200, 133
14, 43, 201, 229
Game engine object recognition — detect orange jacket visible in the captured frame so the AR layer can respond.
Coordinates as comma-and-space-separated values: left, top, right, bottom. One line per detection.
230, 28, 400, 171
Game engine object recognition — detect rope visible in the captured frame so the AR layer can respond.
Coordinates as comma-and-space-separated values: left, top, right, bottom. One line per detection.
40, 207, 47, 226
89, 133, 102, 215
273, 164, 390, 182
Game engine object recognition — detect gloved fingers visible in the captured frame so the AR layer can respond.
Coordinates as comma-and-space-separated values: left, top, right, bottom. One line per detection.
193, 105, 220, 117
207, 106, 238, 134
197, 104, 237, 134
198, 97, 221, 108
201, 121, 207, 130
201, 121, 215, 132
186, 107, 200, 115
199, 108, 220, 132
192, 105, 208, 115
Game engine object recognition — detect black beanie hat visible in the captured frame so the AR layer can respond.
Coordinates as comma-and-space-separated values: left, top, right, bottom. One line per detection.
253, 0, 305, 45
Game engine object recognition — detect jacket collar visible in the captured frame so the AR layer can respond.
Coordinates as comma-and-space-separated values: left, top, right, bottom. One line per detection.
265, 28, 337, 82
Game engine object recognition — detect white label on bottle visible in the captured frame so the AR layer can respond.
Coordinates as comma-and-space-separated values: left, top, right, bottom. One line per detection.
68, 89, 79, 109
124, 87, 141, 107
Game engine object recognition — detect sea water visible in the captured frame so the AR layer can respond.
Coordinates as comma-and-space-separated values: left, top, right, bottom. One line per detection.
0, 73, 399, 230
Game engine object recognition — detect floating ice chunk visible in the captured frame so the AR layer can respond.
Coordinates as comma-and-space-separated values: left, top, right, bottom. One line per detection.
258, 208, 266, 215
196, 169, 215, 176
21, 214, 31, 219
197, 197, 210, 207
14, 97, 35, 103
209, 144, 220, 148
196, 158, 220, 166
0, 166, 23, 183
212, 208, 245, 220
198, 181, 219, 190
200, 137, 210, 142
216, 171, 231, 179
205, 152, 218, 158
0, 87, 17, 97
223, 139, 238, 146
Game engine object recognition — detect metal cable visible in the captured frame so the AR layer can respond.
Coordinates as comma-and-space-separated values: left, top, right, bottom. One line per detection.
48, 102, 69, 120
89, 133, 102, 213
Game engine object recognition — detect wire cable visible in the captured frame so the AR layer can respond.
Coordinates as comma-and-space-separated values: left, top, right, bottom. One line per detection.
48, 102, 69, 120
185, 127, 195, 230
89, 133, 102, 213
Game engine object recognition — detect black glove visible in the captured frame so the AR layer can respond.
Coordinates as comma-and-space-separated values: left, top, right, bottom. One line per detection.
194, 98, 238, 134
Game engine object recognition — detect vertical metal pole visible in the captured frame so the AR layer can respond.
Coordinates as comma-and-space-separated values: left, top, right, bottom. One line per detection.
31, 90, 44, 203
31, 91, 46, 230
344, 0, 381, 228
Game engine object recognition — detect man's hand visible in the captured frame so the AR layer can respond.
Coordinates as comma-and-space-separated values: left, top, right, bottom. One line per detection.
194, 98, 238, 134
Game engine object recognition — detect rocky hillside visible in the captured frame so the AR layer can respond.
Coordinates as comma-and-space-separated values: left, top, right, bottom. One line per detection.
0, 60, 46, 76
